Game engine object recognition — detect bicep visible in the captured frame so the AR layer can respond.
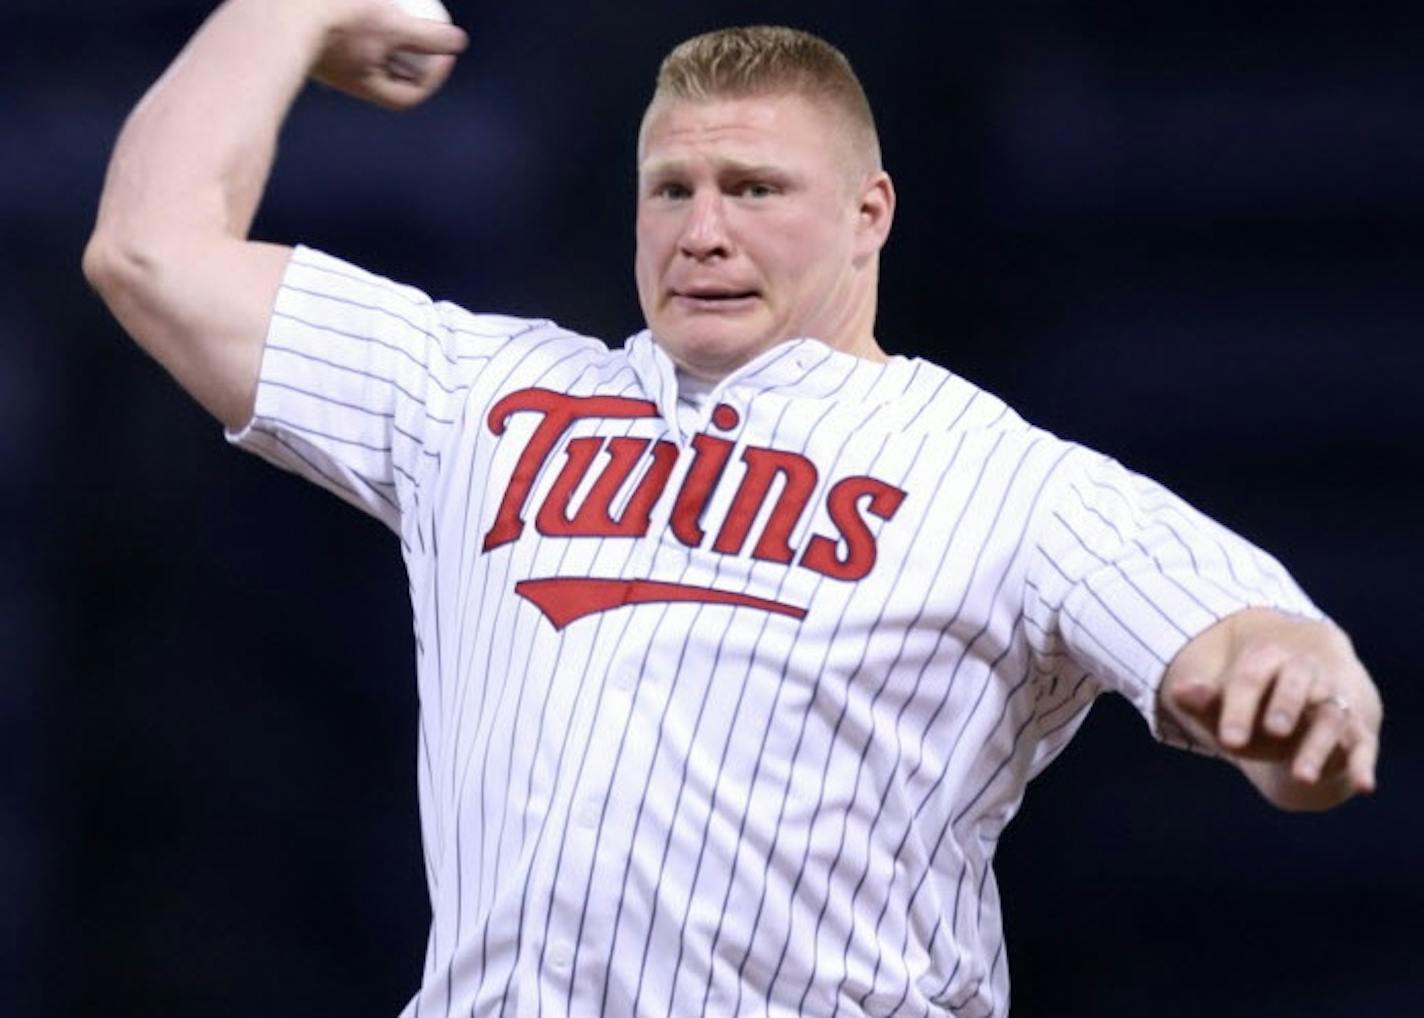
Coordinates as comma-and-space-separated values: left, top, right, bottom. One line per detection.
85, 235, 292, 430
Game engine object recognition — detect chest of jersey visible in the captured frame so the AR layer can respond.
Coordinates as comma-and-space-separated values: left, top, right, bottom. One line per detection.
431, 379, 1038, 700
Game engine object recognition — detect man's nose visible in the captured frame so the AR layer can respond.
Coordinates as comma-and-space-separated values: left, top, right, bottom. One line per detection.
678, 192, 731, 260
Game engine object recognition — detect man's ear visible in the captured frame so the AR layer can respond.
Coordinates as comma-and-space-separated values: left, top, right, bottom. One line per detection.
853, 170, 896, 261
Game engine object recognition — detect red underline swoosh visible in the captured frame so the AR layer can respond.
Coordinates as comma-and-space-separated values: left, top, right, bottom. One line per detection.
514, 577, 807, 630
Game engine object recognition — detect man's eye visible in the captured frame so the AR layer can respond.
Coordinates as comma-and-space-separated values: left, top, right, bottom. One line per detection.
655, 183, 690, 200
737, 182, 776, 198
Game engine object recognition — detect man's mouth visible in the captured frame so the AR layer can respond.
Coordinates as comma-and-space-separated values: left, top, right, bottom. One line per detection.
671, 287, 759, 310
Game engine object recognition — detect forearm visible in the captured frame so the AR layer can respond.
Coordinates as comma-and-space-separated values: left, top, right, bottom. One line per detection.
86, 0, 326, 262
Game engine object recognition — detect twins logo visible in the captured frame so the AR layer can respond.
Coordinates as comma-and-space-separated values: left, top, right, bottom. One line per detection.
481, 388, 906, 628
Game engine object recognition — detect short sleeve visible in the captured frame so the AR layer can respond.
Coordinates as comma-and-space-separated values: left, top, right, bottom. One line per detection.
225, 246, 554, 533
1024, 448, 1323, 744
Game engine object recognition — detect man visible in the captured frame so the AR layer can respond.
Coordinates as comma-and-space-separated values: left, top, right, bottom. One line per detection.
84, 2, 1382, 1015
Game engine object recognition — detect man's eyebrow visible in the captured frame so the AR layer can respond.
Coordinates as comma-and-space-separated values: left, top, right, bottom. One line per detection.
639, 157, 790, 179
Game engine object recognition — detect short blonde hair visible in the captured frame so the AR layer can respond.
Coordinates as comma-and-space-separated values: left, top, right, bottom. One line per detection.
648, 26, 881, 168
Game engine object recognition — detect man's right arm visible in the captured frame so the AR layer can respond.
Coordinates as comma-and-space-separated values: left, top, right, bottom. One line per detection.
82, 0, 467, 430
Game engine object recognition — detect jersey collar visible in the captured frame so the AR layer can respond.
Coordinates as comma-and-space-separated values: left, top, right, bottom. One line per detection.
625, 330, 914, 432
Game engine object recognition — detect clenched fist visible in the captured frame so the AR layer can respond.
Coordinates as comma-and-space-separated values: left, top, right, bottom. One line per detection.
309, 0, 468, 109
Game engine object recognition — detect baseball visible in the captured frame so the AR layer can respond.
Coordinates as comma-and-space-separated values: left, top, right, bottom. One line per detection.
391, 0, 452, 22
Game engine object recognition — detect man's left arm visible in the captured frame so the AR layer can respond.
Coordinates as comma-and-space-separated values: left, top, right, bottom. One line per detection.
1160, 607, 1383, 811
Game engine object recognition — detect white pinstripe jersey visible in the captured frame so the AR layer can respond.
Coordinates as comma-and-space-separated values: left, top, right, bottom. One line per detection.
229, 247, 1319, 1018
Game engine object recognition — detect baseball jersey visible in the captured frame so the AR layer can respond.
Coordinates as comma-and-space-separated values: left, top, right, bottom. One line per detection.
228, 246, 1319, 1018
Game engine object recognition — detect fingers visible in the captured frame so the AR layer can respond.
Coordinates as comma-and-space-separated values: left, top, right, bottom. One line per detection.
1290, 695, 1351, 783
363, 52, 458, 109
394, 18, 469, 57
374, 13, 466, 98
1261, 655, 1316, 737
1346, 723, 1379, 794
1215, 641, 1289, 749
310, 0, 468, 108
1163, 610, 1383, 810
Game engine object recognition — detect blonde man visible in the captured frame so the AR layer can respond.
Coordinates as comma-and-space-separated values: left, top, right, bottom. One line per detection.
86, 4, 1380, 1016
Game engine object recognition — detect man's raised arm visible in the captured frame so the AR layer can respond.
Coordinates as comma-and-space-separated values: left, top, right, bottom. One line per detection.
82, 0, 467, 430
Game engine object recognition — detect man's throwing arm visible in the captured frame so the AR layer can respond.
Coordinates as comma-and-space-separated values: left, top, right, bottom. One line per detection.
82, 0, 468, 430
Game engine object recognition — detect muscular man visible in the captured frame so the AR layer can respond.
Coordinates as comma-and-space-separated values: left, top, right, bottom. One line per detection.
84, 2, 1383, 1015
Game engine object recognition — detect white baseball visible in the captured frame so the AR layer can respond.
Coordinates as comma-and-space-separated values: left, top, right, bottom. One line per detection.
391, 0, 452, 22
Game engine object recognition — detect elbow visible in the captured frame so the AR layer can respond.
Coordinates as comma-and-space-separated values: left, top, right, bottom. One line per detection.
81, 231, 118, 297
83, 230, 139, 312
81, 228, 186, 359
82, 228, 158, 305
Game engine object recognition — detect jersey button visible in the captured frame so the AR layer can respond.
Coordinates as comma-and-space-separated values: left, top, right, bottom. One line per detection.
577, 797, 601, 829
711, 402, 740, 431
548, 941, 574, 971
612, 667, 637, 692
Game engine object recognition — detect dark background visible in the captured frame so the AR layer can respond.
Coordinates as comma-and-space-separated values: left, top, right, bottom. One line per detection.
5, 1, 1421, 1015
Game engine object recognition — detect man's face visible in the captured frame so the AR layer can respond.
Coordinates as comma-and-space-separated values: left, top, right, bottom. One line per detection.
635, 92, 889, 379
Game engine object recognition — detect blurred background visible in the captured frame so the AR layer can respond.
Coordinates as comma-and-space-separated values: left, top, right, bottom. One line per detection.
4, 1, 1421, 1015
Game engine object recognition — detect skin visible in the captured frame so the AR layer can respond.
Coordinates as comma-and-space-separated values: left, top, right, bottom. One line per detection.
84, 1, 1382, 811
82, 0, 466, 430
634, 92, 895, 380
1160, 608, 1381, 811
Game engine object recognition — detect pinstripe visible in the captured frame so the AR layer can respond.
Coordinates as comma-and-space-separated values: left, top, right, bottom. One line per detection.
754, 424, 940, 1008
1035, 671, 1094, 727
230, 249, 1324, 1018
472, 386, 651, 1012
267, 340, 473, 419
427, 520, 447, 893
442, 347, 612, 813
279, 281, 486, 351
438, 337, 595, 782
504, 607, 638, 1018
818, 433, 979, 1015
820, 432, 1042, 1013
643, 361, 867, 1018
782, 426, 948, 1012
272, 308, 458, 381
915, 696, 1036, 1016
448, 364, 637, 1018
261, 408, 393, 457
606, 354, 862, 1017
844, 439, 1071, 1011
768, 435, 927, 1013
588, 547, 731, 1017
681, 365, 913, 1015
1065, 481, 1224, 622
661, 372, 896, 1017
1049, 508, 1192, 638
288, 251, 550, 348
1039, 695, 1094, 740
260, 427, 400, 513
1073, 476, 1251, 618
871, 623, 1032, 1015
453, 369, 642, 884
708, 374, 973, 1017
510, 399, 737, 1013
289, 251, 418, 296
1086, 471, 1280, 604
1034, 547, 1169, 667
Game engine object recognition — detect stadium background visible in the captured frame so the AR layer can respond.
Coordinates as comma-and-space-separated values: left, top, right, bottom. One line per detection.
2, 1, 1420, 1015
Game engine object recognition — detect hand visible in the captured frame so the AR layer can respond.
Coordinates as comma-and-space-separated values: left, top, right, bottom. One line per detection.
310, 0, 469, 110
1159, 608, 1382, 811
